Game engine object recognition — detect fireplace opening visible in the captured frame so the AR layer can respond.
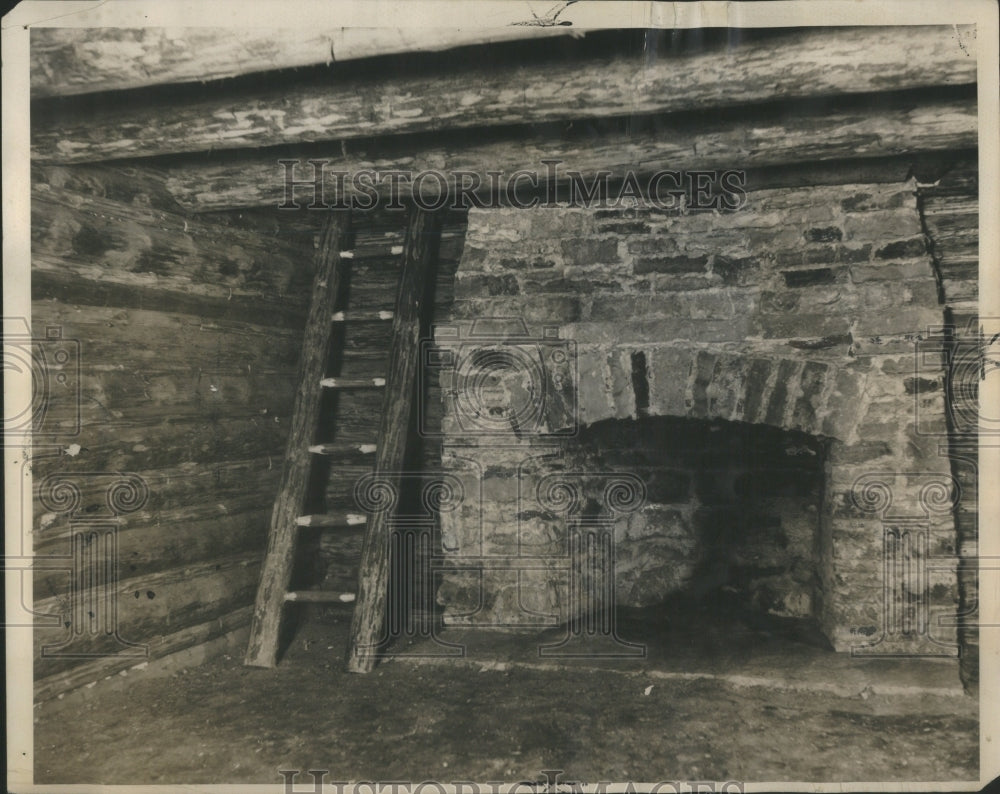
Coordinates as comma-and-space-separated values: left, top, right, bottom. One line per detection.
562, 414, 833, 650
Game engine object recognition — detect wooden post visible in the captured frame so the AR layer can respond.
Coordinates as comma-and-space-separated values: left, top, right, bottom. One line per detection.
346, 209, 442, 673
244, 211, 350, 668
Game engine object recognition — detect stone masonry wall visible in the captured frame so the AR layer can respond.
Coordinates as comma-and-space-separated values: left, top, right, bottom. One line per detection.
434, 179, 960, 655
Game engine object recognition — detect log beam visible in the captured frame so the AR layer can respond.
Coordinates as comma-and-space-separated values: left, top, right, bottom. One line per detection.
30, 26, 580, 99
31, 26, 976, 164
33, 553, 260, 680
31, 163, 184, 211
159, 94, 978, 212
34, 605, 252, 703
31, 182, 315, 313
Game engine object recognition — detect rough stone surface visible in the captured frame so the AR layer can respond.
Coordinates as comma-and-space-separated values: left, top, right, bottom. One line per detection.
434, 180, 959, 657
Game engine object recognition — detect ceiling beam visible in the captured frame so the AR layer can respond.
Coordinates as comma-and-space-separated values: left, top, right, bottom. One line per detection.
32, 26, 976, 165
29, 26, 581, 99
157, 94, 978, 212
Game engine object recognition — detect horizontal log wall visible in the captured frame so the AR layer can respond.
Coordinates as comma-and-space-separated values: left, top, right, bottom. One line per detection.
31, 27, 975, 164
158, 92, 978, 212
30, 26, 577, 98
30, 167, 315, 699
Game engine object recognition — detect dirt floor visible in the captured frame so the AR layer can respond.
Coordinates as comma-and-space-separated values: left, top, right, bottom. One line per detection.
32, 604, 979, 785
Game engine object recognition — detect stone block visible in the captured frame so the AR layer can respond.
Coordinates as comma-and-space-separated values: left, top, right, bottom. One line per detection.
707, 353, 748, 420
874, 237, 928, 259
712, 254, 761, 286
740, 358, 773, 424
651, 273, 724, 292
595, 207, 656, 220
857, 306, 946, 339
566, 317, 751, 345
456, 569, 563, 628
561, 238, 619, 267
654, 211, 720, 234
592, 292, 752, 323
523, 277, 622, 295
455, 273, 520, 298
627, 236, 680, 256
437, 569, 494, 616
756, 313, 852, 341
459, 244, 492, 269
773, 243, 872, 267
479, 470, 521, 508
493, 251, 557, 272
830, 529, 884, 563
619, 507, 693, 542
689, 350, 718, 419
786, 333, 853, 352
761, 284, 847, 313
842, 209, 922, 242
575, 346, 613, 427
747, 226, 808, 254
849, 260, 931, 283
839, 185, 911, 212
634, 254, 709, 275
878, 355, 920, 376
512, 514, 564, 556
791, 361, 830, 433
763, 359, 800, 428
903, 376, 941, 395
614, 532, 700, 605
782, 267, 838, 288
584, 295, 636, 322
904, 280, 942, 306
468, 207, 534, 240
608, 350, 635, 420
833, 441, 894, 464
804, 226, 843, 243
648, 347, 692, 417
448, 295, 583, 324
598, 220, 652, 234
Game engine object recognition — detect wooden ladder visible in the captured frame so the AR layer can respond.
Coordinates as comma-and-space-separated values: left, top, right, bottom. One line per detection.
245, 208, 441, 671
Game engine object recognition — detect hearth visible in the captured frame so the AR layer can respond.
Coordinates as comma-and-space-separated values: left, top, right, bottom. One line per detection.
431, 181, 961, 657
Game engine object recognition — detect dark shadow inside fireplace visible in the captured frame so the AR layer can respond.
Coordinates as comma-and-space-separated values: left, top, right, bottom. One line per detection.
566, 415, 833, 651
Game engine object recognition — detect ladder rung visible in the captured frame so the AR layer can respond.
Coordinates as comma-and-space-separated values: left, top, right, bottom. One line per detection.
309, 442, 377, 460
320, 377, 386, 389
331, 310, 394, 323
285, 591, 356, 603
296, 512, 367, 527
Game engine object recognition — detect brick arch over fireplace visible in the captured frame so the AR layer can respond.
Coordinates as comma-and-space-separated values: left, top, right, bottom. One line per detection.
569, 347, 868, 443
435, 179, 960, 654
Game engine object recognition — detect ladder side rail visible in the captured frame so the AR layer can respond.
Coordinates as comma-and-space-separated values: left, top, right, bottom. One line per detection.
346, 208, 442, 674
245, 211, 352, 668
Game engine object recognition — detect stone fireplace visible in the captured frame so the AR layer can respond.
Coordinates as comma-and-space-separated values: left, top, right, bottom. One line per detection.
431, 180, 961, 655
